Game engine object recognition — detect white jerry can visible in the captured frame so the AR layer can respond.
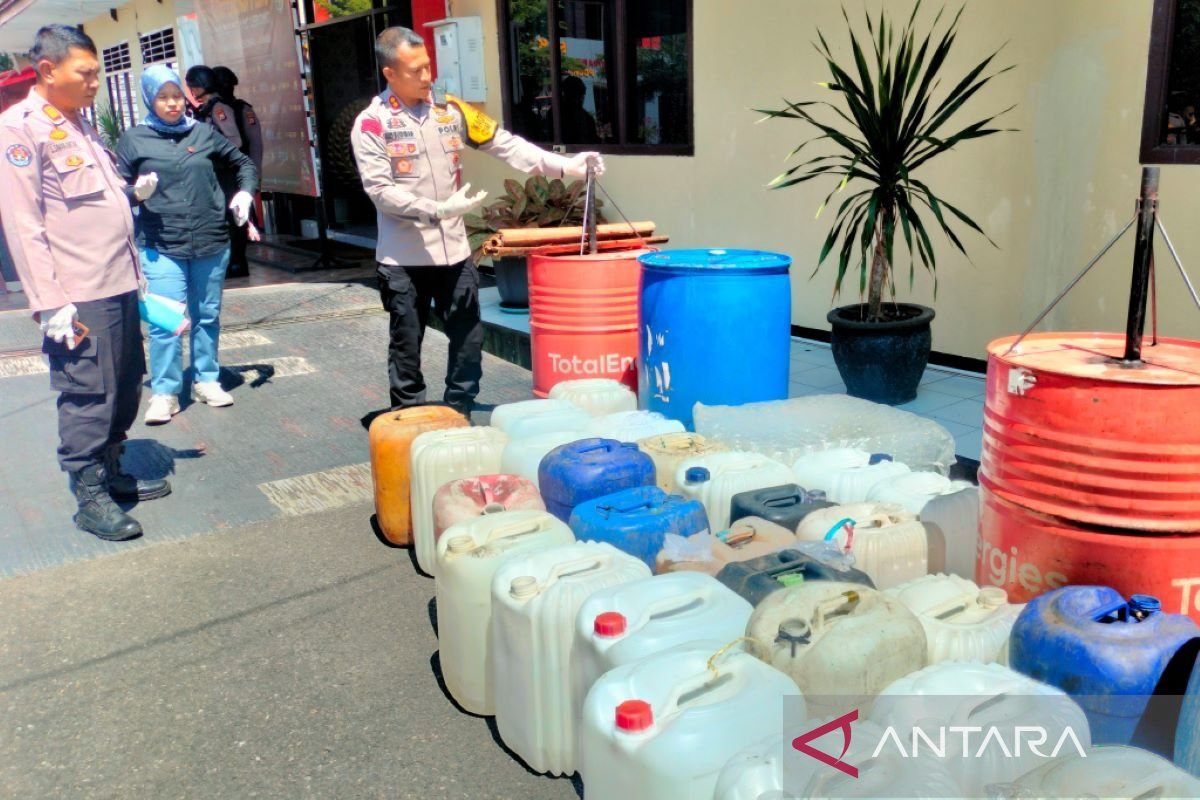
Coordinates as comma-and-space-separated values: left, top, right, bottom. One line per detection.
791, 448, 911, 504
491, 541, 650, 776
549, 379, 638, 418
434, 510, 574, 715
998, 745, 1200, 800
745, 581, 927, 718
410, 426, 508, 575
870, 661, 1093, 797
884, 573, 1022, 665
572, 572, 753, 729
492, 398, 592, 440
636, 432, 728, 494
579, 642, 802, 800
714, 716, 964, 800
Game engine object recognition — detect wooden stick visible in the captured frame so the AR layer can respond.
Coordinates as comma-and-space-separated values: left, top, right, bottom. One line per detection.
487, 236, 669, 257
491, 221, 656, 248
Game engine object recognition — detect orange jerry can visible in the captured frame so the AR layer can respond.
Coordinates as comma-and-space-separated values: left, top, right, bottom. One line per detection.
369, 405, 469, 545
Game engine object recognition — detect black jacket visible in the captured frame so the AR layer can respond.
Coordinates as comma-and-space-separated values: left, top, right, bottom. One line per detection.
116, 122, 257, 259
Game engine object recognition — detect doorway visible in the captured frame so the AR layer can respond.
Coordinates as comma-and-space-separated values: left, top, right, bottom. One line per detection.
305, 6, 413, 246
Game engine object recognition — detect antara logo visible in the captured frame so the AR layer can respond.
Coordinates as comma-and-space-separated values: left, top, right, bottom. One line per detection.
792, 710, 859, 778
791, 709, 1088, 776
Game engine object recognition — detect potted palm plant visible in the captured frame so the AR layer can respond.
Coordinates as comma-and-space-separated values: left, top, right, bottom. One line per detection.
466, 176, 603, 311
759, 3, 1013, 404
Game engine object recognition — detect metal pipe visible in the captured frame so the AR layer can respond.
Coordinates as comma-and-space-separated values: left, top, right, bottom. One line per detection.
1123, 167, 1159, 362
1156, 215, 1200, 311
1004, 216, 1135, 355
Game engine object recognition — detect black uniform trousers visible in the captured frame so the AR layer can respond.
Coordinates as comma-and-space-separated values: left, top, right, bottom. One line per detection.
42, 291, 146, 473
227, 207, 255, 274
377, 260, 483, 412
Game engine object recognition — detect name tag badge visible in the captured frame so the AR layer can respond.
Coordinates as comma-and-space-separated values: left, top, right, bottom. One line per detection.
390, 156, 417, 179
46, 140, 81, 156
384, 129, 416, 142
436, 123, 458, 137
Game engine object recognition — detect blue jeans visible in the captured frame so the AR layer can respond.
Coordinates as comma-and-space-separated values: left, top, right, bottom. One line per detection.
140, 248, 229, 395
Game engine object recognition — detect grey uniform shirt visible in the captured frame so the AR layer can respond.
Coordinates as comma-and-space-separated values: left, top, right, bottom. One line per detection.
350, 89, 571, 267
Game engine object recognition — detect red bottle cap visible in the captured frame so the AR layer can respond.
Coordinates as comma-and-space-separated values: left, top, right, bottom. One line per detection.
593, 611, 627, 637
615, 699, 653, 732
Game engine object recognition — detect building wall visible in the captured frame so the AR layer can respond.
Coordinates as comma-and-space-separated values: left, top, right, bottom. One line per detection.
446, 0, 1200, 360
82, 0, 183, 119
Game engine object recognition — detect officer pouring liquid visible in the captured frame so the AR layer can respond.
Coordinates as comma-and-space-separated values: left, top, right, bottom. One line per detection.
351, 26, 604, 418
0, 25, 171, 541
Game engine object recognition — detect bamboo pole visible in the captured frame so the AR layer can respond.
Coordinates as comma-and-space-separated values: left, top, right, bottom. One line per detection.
487, 236, 669, 257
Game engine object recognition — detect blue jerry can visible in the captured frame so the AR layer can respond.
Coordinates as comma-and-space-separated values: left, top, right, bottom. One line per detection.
568, 486, 710, 570
715, 548, 875, 606
1010, 586, 1200, 746
538, 438, 656, 523
1178, 652, 1200, 777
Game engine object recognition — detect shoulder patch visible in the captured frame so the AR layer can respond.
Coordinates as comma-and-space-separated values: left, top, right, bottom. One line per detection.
216, 107, 228, 122
360, 117, 383, 137
447, 95, 498, 147
245, 109, 257, 125
5, 143, 32, 167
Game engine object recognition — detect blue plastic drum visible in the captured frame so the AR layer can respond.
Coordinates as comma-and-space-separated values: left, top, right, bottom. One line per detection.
638, 249, 792, 429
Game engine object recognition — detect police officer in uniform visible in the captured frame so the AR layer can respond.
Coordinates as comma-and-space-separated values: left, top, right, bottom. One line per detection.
187, 66, 252, 275
213, 66, 263, 278
351, 27, 604, 417
0, 25, 170, 541
185, 66, 242, 147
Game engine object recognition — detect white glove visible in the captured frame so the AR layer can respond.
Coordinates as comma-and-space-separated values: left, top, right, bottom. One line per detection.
229, 191, 254, 227
563, 152, 605, 179
133, 171, 158, 201
40, 303, 80, 349
435, 183, 488, 220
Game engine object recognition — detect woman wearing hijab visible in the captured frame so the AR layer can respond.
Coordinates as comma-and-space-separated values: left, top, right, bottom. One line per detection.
117, 65, 257, 424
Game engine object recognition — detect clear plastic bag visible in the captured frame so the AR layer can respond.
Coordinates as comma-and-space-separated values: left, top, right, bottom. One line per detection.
660, 530, 715, 563
694, 395, 957, 475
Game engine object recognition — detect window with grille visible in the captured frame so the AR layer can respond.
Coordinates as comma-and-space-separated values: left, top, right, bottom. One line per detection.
102, 43, 137, 132
139, 27, 177, 66
102, 42, 131, 72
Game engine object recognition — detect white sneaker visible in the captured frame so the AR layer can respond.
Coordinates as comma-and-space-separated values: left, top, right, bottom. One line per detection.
144, 394, 180, 424
192, 381, 234, 407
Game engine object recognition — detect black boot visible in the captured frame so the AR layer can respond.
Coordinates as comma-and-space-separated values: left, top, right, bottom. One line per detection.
104, 443, 171, 501
70, 464, 143, 541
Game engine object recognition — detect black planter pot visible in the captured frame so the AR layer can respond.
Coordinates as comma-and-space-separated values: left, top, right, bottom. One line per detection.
827, 303, 935, 405
494, 256, 529, 312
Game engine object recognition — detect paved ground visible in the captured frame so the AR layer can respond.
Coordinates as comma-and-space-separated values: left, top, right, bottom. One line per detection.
0, 281, 529, 578
0, 502, 579, 800
0, 279, 581, 799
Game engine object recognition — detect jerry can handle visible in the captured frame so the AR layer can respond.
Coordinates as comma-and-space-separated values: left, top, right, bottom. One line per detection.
487, 518, 547, 541
596, 497, 657, 518
1090, 598, 1132, 623
577, 440, 615, 454
852, 513, 901, 529
924, 591, 978, 621
546, 555, 606, 583
763, 491, 801, 510
812, 590, 860, 632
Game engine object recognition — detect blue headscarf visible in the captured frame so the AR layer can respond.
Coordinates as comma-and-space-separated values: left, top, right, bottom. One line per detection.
139, 65, 196, 134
